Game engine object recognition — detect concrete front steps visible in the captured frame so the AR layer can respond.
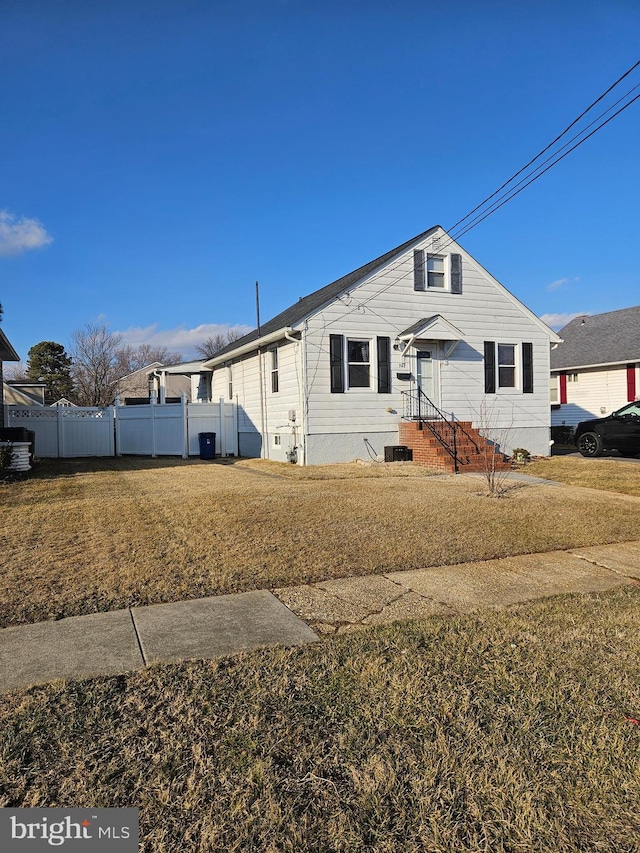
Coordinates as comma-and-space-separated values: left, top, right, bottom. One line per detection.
398, 420, 511, 473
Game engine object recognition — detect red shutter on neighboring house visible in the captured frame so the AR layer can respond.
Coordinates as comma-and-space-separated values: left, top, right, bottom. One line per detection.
559, 373, 567, 404
627, 364, 637, 402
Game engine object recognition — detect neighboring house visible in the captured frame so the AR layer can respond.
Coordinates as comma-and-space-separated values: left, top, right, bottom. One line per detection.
204, 225, 560, 466
551, 306, 640, 427
115, 362, 163, 404
50, 397, 77, 407
154, 360, 210, 404
4, 381, 46, 406
115, 362, 197, 404
0, 328, 20, 424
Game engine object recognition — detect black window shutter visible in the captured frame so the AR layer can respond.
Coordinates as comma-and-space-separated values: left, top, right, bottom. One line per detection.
413, 249, 425, 291
377, 337, 391, 393
484, 341, 496, 393
450, 253, 462, 294
330, 334, 345, 393
522, 342, 533, 393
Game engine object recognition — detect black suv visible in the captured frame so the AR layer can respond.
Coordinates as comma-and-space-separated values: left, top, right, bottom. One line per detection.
575, 400, 640, 457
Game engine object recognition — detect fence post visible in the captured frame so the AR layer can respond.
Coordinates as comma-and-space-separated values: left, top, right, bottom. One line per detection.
114, 396, 121, 456
150, 391, 157, 458
57, 405, 64, 458
181, 392, 188, 459
218, 397, 225, 457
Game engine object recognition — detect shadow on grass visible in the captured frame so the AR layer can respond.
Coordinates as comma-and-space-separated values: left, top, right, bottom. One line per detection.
28, 455, 246, 480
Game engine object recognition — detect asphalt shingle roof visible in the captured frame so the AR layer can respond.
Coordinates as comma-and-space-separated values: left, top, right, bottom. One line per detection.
210, 226, 439, 361
550, 305, 640, 370
0, 328, 20, 362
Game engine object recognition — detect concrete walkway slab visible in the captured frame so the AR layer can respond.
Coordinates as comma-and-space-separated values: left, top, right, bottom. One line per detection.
0, 609, 143, 692
276, 576, 456, 634
131, 590, 318, 664
362, 591, 456, 626
569, 541, 640, 579
387, 551, 629, 612
274, 585, 373, 632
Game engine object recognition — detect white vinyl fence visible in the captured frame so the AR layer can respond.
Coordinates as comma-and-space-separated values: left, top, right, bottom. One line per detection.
5, 397, 238, 459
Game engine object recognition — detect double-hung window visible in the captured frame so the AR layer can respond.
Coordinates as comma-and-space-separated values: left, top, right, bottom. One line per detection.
484, 341, 534, 394
347, 339, 370, 388
270, 348, 279, 393
330, 334, 391, 393
413, 250, 463, 293
427, 254, 445, 288
497, 344, 516, 388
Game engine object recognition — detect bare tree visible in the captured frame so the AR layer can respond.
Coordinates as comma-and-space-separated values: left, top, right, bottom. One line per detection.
115, 344, 182, 377
70, 323, 123, 406
473, 398, 515, 497
3, 361, 29, 382
195, 329, 246, 359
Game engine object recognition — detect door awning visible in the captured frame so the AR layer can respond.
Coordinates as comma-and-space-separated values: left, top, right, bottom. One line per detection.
396, 315, 464, 357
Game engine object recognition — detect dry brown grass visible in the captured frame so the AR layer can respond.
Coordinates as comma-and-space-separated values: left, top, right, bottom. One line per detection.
2, 456, 640, 628
1, 587, 639, 851
526, 455, 640, 497
234, 458, 437, 479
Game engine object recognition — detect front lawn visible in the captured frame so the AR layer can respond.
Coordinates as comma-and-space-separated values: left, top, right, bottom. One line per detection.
525, 456, 640, 497
1, 587, 638, 852
2, 457, 640, 627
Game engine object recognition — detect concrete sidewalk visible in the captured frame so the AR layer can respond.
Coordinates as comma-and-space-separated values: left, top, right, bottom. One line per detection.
1, 541, 639, 693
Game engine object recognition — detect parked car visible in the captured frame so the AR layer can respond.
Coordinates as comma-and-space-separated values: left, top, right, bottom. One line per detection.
575, 401, 640, 457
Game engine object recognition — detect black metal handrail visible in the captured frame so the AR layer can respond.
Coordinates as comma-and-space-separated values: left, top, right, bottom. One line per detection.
401, 388, 481, 473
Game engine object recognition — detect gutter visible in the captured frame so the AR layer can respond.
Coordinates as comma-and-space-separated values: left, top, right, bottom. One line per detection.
551, 359, 639, 373
203, 327, 298, 369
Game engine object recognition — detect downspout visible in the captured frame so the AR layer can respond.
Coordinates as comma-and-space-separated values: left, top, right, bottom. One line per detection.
255, 280, 268, 459
285, 330, 306, 465
257, 347, 268, 458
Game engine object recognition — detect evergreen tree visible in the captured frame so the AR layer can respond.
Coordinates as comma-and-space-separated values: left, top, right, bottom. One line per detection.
26, 341, 74, 404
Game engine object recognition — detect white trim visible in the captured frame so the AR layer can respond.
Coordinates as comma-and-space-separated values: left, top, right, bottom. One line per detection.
551, 359, 639, 373
426, 253, 447, 289
345, 337, 372, 390
204, 328, 297, 368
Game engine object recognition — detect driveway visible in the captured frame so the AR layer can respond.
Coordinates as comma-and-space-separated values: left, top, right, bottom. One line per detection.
559, 450, 640, 464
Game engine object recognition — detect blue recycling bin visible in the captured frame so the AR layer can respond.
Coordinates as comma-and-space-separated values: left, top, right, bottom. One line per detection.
198, 432, 216, 460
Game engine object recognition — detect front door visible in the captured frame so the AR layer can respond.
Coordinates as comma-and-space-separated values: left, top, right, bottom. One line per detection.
416, 349, 438, 406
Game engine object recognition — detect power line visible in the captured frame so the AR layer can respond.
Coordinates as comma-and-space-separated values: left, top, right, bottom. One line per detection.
318, 73, 640, 331
448, 58, 640, 235
452, 91, 640, 243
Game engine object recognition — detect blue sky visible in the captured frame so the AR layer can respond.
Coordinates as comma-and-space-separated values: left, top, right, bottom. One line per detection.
2, 0, 639, 363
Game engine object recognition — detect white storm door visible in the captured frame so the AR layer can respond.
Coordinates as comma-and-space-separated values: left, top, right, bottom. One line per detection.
416, 349, 439, 406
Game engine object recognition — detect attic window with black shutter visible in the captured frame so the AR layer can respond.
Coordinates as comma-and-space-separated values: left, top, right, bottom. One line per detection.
413, 251, 463, 292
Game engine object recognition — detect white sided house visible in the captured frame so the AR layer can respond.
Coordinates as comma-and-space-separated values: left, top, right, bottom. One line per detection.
204, 226, 560, 468
551, 306, 640, 428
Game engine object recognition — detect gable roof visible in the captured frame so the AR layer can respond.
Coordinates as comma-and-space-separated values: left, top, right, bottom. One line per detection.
398, 315, 464, 341
0, 328, 20, 362
551, 305, 640, 370
116, 361, 163, 382
206, 226, 440, 365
